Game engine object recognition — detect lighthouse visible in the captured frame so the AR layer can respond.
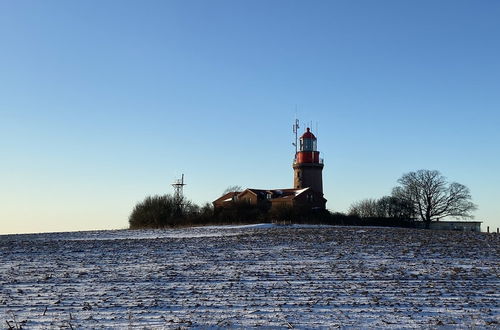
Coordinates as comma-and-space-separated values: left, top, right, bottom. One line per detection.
213, 125, 326, 212
293, 127, 324, 195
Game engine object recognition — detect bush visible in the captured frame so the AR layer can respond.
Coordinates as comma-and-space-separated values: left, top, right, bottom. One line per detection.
129, 195, 416, 229
129, 195, 179, 229
214, 201, 267, 225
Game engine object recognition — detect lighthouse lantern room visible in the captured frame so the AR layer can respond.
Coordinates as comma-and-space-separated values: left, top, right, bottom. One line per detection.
296, 127, 321, 163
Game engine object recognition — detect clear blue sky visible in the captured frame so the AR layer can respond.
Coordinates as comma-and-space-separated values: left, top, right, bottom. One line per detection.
1, 1, 499, 234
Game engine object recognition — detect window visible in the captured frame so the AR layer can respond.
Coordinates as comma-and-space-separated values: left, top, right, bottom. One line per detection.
301, 138, 313, 151
306, 139, 314, 151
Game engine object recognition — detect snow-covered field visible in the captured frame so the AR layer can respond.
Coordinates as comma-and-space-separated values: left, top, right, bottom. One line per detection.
1, 225, 498, 328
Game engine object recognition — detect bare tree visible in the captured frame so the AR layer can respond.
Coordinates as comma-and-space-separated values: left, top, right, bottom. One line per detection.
392, 170, 477, 228
376, 196, 416, 219
348, 199, 378, 218
349, 196, 415, 219
222, 185, 243, 195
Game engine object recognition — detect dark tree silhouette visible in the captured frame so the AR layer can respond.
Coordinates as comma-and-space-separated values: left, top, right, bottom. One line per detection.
392, 170, 477, 228
222, 185, 243, 195
376, 196, 416, 219
348, 196, 415, 219
129, 195, 177, 229
348, 199, 378, 217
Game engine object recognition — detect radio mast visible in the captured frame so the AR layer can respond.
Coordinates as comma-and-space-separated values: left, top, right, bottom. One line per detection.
292, 118, 300, 157
172, 174, 186, 212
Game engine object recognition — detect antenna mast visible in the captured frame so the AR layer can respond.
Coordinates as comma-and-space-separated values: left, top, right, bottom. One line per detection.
172, 174, 186, 212
292, 118, 300, 157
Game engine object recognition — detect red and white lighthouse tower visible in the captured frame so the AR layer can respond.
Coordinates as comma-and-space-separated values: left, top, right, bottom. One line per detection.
293, 127, 324, 195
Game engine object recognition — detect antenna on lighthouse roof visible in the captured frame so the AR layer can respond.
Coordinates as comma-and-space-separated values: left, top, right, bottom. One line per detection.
292, 117, 299, 156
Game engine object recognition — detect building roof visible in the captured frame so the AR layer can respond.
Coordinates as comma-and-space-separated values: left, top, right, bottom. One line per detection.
245, 187, 310, 199
214, 187, 326, 206
301, 127, 316, 140
213, 187, 326, 206
212, 191, 241, 204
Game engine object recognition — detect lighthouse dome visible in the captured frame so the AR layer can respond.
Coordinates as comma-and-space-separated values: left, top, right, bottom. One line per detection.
301, 127, 316, 140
